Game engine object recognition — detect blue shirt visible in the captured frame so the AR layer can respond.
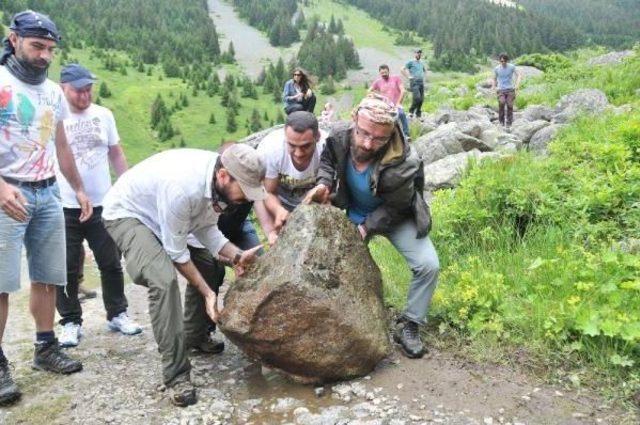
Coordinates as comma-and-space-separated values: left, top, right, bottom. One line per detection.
405, 59, 425, 80
494, 63, 516, 90
346, 159, 383, 225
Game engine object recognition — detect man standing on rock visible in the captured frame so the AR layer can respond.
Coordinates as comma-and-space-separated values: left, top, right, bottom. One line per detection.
402, 48, 426, 119
491, 53, 521, 131
55, 64, 142, 348
254, 111, 327, 244
0, 10, 93, 405
370, 64, 409, 139
102, 145, 264, 407
305, 94, 439, 359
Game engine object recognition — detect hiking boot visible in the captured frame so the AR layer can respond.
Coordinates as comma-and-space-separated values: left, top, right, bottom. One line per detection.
167, 378, 197, 407
107, 312, 143, 335
188, 335, 224, 354
32, 340, 83, 374
0, 361, 21, 406
393, 319, 426, 359
59, 323, 82, 348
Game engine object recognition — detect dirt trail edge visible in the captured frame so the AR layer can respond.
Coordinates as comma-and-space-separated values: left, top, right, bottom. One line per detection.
1, 268, 637, 424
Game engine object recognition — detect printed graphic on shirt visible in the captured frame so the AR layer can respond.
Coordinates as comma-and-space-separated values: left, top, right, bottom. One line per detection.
0, 67, 68, 182
65, 116, 108, 169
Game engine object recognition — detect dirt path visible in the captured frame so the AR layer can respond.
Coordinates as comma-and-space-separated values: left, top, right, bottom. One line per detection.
0, 254, 636, 424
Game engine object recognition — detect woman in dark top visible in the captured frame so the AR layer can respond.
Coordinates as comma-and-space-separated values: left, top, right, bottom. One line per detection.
282, 67, 317, 114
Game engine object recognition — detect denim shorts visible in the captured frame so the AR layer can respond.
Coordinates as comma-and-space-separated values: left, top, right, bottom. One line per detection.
0, 182, 66, 293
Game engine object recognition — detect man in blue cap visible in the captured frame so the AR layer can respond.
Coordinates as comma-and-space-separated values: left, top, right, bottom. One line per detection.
0, 10, 92, 405
55, 64, 142, 348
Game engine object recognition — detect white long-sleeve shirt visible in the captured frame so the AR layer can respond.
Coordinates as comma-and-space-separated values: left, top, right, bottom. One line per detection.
102, 149, 229, 263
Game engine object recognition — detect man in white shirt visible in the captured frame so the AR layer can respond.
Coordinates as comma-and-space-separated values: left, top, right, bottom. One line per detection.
102, 145, 264, 407
254, 111, 326, 244
55, 64, 141, 348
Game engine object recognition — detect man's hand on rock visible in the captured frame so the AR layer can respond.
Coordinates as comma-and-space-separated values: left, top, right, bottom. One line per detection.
233, 245, 262, 276
273, 206, 289, 232
205, 292, 220, 323
357, 224, 368, 240
303, 184, 330, 205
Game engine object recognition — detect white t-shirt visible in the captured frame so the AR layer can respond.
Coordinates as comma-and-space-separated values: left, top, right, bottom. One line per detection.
0, 66, 69, 181
102, 149, 228, 263
56, 104, 119, 207
256, 127, 327, 211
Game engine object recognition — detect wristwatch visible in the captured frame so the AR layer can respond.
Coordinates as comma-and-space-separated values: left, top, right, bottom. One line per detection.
232, 250, 243, 266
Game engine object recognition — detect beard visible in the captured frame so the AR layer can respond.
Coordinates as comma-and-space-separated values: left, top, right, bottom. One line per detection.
351, 144, 381, 163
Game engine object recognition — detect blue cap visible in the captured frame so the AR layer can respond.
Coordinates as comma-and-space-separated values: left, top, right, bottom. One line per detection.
60, 64, 97, 89
10, 10, 61, 43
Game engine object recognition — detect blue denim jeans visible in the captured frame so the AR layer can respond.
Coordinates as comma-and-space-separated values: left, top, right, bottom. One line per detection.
383, 219, 439, 325
0, 182, 66, 293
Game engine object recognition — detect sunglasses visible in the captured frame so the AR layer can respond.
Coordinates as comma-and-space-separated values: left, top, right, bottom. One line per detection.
293, 73, 302, 76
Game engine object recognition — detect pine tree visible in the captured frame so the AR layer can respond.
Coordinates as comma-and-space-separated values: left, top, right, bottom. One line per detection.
226, 110, 237, 133
150, 94, 168, 129
209, 113, 216, 124
250, 108, 262, 133
99, 82, 112, 98
179, 138, 186, 148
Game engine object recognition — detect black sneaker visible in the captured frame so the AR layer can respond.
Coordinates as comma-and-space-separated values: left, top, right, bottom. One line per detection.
32, 339, 83, 374
0, 361, 21, 405
167, 378, 197, 407
393, 319, 427, 359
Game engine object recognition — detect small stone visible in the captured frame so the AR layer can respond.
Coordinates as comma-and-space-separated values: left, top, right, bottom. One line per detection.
498, 408, 505, 414
365, 392, 375, 401
572, 412, 587, 418
554, 391, 564, 396
396, 383, 404, 390
293, 407, 309, 417
521, 395, 531, 401
315, 387, 325, 397
484, 417, 494, 425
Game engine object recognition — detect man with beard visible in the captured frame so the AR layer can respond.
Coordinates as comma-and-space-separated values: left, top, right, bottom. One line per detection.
102, 145, 264, 407
401, 48, 426, 119
370, 64, 409, 139
0, 10, 92, 405
305, 94, 439, 359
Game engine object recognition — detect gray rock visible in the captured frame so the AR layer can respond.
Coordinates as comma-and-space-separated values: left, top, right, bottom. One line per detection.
435, 108, 468, 125
414, 123, 492, 165
511, 119, 550, 143
522, 105, 554, 122
423, 150, 500, 190
456, 86, 469, 97
529, 124, 563, 155
587, 50, 634, 66
219, 205, 390, 384
517, 65, 544, 79
240, 125, 284, 149
272, 397, 303, 413
553, 89, 609, 123
458, 121, 483, 139
466, 105, 497, 123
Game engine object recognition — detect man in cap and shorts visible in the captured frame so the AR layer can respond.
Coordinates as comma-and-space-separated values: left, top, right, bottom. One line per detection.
0, 10, 92, 405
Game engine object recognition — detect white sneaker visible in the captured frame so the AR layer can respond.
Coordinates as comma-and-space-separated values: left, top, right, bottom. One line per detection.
59, 323, 82, 347
107, 312, 142, 335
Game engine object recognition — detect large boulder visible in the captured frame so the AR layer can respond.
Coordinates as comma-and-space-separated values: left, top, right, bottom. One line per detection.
529, 124, 563, 155
552, 89, 609, 123
414, 122, 492, 165
587, 50, 634, 66
517, 65, 544, 79
522, 105, 554, 122
219, 205, 391, 384
511, 119, 550, 143
423, 149, 500, 191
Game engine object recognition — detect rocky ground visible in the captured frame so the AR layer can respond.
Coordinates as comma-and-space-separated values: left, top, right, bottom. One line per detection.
0, 255, 637, 425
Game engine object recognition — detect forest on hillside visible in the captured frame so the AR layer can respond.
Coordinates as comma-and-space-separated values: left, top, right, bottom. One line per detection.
1, 0, 221, 66
343, 0, 639, 71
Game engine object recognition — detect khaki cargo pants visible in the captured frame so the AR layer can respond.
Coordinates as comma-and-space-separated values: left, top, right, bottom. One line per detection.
104, 217, 223, 385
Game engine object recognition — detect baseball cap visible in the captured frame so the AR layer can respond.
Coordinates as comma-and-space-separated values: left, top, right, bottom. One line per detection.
10, 10, 60, 42
220, 144, 267, 202
60, 64, 97, 89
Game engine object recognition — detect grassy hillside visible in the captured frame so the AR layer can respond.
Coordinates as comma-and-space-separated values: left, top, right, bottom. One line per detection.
373, 49, 640, 401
